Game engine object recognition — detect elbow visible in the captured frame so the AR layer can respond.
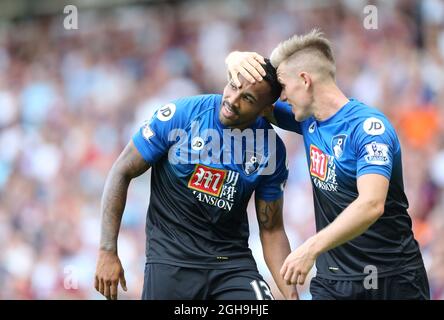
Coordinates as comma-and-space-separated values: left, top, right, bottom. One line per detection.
259, 225, 287, 243
365, 199, 385, 221
106, 164, 132, 188
111, 161, 133, 181
374, 199, 385, 218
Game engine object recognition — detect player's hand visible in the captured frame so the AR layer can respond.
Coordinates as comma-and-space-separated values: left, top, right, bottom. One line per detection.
225, 51, 266, 87
95, 249, 127, 300
286, 287, 299, 300
280, 238, 317, 286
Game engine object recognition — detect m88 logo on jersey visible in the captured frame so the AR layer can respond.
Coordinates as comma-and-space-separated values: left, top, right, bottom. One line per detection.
188, 164, 240, 211
310, 145, 328, 180
188, 164, 227, 196
309, 144, 338, 192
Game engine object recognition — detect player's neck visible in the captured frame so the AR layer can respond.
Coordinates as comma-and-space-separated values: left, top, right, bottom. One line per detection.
230, 121, 256, 130
312, 84, 349, 122
220, 116, 257, 131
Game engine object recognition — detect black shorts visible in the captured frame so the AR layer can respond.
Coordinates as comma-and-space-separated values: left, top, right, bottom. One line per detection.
142, 263, 275, 300
310, 266, 430, 300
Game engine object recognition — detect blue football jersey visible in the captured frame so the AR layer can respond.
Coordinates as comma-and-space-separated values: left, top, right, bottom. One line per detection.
132, 94, 288, 269
273, 98, 423, 280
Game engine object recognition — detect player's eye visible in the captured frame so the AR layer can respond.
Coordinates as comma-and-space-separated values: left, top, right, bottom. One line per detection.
243, 96, 253, 104
229, 81, 237, 90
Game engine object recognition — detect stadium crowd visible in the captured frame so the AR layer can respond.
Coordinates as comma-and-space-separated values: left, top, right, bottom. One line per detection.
0, 0, 443, 299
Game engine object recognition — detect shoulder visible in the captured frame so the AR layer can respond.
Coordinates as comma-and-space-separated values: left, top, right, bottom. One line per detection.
156, 94, 221, 123
173, 94, 222, 109
347, 101, 396, 137
346, 101, 400, 151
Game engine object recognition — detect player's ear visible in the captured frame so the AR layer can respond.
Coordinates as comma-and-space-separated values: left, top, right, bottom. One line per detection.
300, 72, 312, 90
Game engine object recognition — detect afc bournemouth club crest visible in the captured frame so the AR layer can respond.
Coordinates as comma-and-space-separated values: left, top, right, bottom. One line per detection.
243, 151, 263, 176
331, 134, 347, 159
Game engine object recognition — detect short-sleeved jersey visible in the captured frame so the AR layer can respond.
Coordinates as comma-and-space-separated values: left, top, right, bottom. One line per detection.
273, 98, 424, 280
132, 94, 288, 270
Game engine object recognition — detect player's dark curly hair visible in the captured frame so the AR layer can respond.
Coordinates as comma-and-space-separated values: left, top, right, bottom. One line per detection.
261, 58, 282, 102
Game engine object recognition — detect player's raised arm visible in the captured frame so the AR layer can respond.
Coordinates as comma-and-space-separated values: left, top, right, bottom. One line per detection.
255, 196, 298, 300
95, 141, 150, 300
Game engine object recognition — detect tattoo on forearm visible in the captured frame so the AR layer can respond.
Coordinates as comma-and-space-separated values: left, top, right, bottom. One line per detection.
256, 198, 283, 231
100, 142, 150, 252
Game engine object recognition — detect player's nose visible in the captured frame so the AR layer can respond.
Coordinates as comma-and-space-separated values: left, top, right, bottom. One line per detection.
226, 93, 241, 107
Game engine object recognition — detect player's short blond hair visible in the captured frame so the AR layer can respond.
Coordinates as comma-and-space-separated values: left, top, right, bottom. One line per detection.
270, 29, 336, 79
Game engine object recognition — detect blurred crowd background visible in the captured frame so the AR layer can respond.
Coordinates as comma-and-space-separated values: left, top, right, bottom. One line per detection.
0, 0, 443, 299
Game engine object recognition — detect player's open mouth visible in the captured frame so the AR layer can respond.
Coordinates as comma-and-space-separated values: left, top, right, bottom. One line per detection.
222, 101, 237, 119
